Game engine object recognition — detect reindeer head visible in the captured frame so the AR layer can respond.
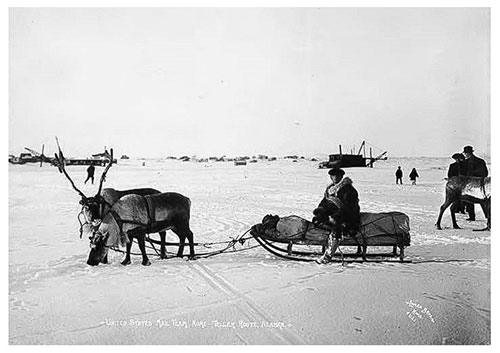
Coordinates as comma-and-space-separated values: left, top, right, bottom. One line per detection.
87, 212, 123, 266
87, 228, 110, 266
79, 195, 108, 222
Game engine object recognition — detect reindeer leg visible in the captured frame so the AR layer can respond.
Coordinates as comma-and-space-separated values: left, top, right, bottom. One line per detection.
474, 200, 491, 232
137, 235, 151, 266
436, 199, 454, 230
121, 240, 132, 266
451, 209, 460, 229
159, 231, 167, 259
487, 198, 491, 230
180, 221, 195, 259
173, 223, 195, 259
450, 202, 461, 229
172, 227, 186, 257
186, 228, 195, 260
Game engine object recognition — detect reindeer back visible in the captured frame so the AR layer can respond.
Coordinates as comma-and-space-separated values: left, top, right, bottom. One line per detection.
447, 176, 490, 200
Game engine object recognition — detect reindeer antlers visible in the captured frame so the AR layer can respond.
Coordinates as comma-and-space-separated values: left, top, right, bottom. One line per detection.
54, 137, 88, 200
97, 148, 114, 196
54, 137, 114, 198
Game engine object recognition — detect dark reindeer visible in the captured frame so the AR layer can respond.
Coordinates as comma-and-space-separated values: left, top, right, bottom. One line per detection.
83, 187, 165, 264
436, 176, 491, 231
54, 144, 195, 265
88, 191, 194, 266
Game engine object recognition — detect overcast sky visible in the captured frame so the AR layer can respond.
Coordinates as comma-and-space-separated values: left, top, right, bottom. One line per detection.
9, 7, 490, 158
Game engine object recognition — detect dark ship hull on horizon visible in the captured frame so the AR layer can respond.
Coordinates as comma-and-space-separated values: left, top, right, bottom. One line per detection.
318, 141, 388, 169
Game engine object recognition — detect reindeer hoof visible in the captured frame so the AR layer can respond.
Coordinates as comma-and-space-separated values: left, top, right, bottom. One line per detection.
453, 225, 461, 229
121, 259, 131, 266
142, 260, 151, 266
160, 254, 168, 260
435, 224, 442, 230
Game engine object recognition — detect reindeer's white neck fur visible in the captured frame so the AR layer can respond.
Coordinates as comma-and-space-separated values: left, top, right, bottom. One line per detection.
101, 212, 128, 247
100, 195, 150, 247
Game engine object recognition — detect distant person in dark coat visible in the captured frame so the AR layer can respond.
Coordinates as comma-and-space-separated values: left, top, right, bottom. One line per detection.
314, 168, 360, 264
395, 166, 403, 184
461, 146, 489, 221
462, 145, 488, 178
85, 164, 95, 184
409, 168, 419, 185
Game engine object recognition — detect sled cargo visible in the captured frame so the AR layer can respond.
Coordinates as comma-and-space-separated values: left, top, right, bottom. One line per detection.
250, 212, 411, 262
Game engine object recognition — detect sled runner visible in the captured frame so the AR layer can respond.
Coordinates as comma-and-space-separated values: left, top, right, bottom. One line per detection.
250, 212, 411, 262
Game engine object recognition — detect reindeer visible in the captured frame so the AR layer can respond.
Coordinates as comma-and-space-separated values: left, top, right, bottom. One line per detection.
88, 191, 194, 266
435, 176, 491, 231
54, 144, 195, 265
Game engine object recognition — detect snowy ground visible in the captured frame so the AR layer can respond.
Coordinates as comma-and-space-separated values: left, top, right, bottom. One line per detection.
9, 157, 490, 344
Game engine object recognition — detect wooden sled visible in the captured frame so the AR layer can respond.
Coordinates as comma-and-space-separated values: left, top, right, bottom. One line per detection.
250, 212, 411, 262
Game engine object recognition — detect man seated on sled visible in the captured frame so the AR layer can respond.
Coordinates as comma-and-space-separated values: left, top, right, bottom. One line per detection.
313, 168, 360, 264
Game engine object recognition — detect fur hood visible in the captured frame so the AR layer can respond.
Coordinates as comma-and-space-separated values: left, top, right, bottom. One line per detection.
324, 177, 353, 208
325, 177, 353, 198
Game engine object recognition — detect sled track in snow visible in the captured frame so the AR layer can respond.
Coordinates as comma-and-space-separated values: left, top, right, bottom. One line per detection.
188, 262, 306, 344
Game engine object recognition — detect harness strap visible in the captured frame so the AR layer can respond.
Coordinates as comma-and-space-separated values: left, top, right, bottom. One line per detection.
109, 209, 127, 244
106, 200, 155, 244
301, 221, 309, 240
143, 195, 156, 229
97, 196, 114, 220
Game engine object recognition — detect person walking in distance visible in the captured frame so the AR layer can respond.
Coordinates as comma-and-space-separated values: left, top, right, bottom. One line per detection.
395, 166, 403, 184
85, 164, 95, 184
409, 168, 419, 185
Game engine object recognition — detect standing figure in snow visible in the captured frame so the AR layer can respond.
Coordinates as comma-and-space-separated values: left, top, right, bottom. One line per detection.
395, 166, 403, 184
85, 164, 95, 184
409, 168, 419, 185
313, 168, 360, 264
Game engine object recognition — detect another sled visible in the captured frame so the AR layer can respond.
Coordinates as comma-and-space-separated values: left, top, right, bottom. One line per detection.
250, 212, 411, 262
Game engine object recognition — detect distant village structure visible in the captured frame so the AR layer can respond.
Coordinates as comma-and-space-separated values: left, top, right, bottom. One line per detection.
10, 142, 389, 169
9, 145, 117, 166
